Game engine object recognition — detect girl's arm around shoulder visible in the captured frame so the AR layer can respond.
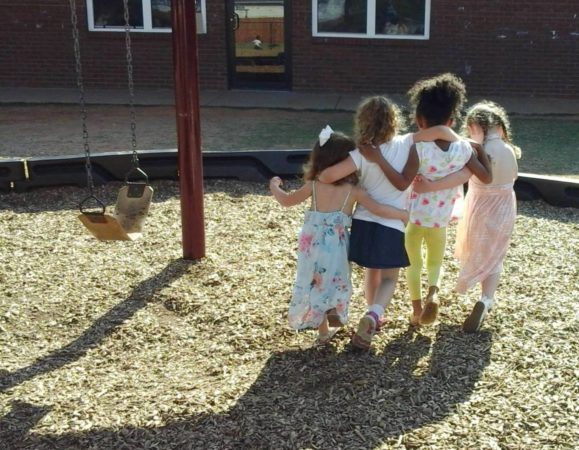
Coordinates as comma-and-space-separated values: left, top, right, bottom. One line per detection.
352, 186, 409, 224
465, 141, 493, 184
269, 177, 312, 207
358, 143, 419, 191
318, 155, 357, 184
412, 167, 472, 194
413, 125, 460, 143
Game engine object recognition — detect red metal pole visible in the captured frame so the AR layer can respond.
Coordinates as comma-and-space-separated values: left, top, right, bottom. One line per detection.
171, 0, 205, 259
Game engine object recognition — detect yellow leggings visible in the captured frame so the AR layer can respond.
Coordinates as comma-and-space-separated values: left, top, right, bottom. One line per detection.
405, 222, 447, 301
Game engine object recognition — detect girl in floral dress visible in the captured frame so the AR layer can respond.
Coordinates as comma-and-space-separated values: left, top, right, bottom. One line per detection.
359, 74, 493, 327
269, 127, 408, 345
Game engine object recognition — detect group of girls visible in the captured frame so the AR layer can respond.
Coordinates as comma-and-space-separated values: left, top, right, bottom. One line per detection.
269, 73, 520, 348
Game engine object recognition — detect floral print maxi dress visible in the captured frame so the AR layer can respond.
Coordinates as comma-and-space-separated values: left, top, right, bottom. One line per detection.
288, 191, 352, 329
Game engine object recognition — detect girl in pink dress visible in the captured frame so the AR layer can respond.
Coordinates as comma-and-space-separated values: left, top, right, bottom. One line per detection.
414, 101, 520, 332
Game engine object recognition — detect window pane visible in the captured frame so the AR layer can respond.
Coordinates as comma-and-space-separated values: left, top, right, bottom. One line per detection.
93, 0, 143, 28
152, 0, 172, 28
317, 0, 367, 34
376, 0, 425, 36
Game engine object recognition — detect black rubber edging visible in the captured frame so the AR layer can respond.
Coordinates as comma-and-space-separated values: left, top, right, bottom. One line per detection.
0, 150, 577, 208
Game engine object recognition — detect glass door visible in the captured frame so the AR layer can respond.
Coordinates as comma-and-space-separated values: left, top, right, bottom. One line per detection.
226, 0, 291, 90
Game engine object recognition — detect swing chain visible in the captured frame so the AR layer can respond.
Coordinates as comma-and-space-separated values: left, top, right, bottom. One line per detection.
69, 0, 95, 195
123, 0, 140, 170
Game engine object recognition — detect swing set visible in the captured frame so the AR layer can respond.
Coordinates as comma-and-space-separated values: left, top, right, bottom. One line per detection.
70, 0, 153, 241
67, 0, 204, 258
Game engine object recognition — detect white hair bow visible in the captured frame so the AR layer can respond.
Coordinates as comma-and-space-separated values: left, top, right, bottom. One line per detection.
319, 125, 333, 146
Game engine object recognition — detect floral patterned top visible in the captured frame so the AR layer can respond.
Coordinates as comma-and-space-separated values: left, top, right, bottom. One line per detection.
408, 140, 473, 228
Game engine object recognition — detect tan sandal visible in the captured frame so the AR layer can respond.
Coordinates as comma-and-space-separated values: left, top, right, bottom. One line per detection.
315, 328, 339, 346
326, 308, 343, 328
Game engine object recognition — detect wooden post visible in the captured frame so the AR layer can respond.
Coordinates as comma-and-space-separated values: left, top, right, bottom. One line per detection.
171, 0, 205, 259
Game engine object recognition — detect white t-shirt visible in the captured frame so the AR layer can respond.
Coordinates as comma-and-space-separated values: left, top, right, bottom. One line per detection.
349, 133, 414, 233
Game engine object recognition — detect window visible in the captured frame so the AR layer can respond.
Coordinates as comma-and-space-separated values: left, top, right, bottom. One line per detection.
313, 0, 430, 40
87, 0, 207, 33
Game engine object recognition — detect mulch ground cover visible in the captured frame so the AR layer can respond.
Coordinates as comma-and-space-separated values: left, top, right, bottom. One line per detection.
0, 180, 578, 449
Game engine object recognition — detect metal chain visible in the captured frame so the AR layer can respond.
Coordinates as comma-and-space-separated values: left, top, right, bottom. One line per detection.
123, 0, 139, 170
69, 0, 95, 194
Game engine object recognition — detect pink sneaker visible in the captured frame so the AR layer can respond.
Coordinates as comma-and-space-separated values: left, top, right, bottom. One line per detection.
351, 312, 379, 349
375, 317, 387, 333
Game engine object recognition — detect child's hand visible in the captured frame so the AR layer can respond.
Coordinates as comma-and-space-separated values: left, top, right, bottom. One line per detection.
467, 124, 485, 144
269, 176, 283, 189
359, 142, 383, 165
411, 175, 433, 194
401, 209, 410, 225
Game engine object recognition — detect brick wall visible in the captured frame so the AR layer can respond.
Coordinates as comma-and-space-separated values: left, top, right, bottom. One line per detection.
0, 1, 577, 97
292, 0, 579, 97
0, 0, 226, 89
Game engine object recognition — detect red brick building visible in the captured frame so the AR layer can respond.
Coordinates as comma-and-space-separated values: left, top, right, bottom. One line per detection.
0, 1, 577, 97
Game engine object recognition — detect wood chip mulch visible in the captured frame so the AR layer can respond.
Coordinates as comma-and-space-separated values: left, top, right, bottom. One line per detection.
0, 179, 577, 449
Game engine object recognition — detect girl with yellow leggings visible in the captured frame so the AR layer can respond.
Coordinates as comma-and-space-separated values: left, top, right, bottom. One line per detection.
405, 223, 447, 323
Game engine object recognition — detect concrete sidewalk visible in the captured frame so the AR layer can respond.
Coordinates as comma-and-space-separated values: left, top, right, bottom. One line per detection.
0, 87, 578, 115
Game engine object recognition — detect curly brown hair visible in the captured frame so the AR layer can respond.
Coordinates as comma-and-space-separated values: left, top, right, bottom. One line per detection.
354, 96, 405, 147
462, 100, 522, 158
303, 131, 359, 185
408, 73, 466, 127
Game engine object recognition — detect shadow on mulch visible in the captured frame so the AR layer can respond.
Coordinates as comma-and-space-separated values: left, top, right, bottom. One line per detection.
0, 259, 195, 394
1, 325, 492, 449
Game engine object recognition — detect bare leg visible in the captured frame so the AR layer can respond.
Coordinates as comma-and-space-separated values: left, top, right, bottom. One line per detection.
364, 268, 382, 306
372, 268, 400, 309
482, 272, 501, 299
315, 314, 339, 345
318, 314, 329, 336
352, 268, 400, 349
463, 272, 501, 333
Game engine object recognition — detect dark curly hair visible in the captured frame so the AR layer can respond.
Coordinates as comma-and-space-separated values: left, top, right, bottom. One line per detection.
408, 73, 467, 127
303, 131, 359, 185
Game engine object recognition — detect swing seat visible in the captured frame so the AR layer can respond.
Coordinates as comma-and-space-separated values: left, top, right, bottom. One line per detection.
113, 183, 154, 234
78, 212, 135, 241
77, 179, 152, 242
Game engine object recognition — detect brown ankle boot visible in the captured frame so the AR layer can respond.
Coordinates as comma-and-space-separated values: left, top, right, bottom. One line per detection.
419, 286, 439, 325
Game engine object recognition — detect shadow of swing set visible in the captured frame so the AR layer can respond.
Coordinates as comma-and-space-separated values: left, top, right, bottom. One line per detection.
70, 0, 153, 241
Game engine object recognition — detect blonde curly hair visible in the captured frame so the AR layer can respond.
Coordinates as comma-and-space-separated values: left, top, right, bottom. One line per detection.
354, 96, 405, 147
462, 100, 522, 159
